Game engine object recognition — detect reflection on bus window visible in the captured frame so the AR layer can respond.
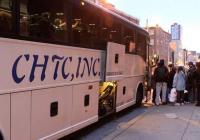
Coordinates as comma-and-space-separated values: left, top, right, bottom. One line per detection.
129, 41, 136, 52
20, 0, 68, 43
136, 33, 147, 61
101, 13, 122, 44
123, 26, 136, 53
0, 0, 12, 33
72, 1, 101, 49
71, 1, 122, 50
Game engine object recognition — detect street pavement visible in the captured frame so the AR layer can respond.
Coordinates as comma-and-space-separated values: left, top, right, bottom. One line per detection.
79, 103, 200, 140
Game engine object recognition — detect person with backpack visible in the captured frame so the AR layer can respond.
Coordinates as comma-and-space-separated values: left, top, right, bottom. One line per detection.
153, 59, 169, 106
173, 66, 186, 106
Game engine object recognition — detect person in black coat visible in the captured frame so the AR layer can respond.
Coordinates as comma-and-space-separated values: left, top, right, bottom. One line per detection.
194, 62, 200, 106
153, 59, 169, 105
167, 64, 176, 103
186, 62, 196, 103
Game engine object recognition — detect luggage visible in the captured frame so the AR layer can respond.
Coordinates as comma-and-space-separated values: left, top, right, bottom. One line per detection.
169, 88, 177, 102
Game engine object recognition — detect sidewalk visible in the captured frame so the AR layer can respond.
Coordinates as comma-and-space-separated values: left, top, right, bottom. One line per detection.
103, 104, 200, 140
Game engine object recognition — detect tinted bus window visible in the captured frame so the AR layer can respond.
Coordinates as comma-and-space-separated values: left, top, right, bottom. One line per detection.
20, 0, 69, 43
122, 25, 136, 53
136, 33, 147, 61
0, 0, 12, 33
100, 12, 122, 45
71, 1, 122, 49
71, 1, 106, 49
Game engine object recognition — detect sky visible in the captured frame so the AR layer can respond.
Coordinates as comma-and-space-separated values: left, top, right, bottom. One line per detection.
107, 0, 200, 53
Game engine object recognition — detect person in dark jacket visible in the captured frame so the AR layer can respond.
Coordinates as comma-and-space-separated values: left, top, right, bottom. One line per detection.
186, 62, 196, 103
153, 59, 169, 105
194, 62, 200, 106
151, 63, 160, 104
167, 64, 176, 103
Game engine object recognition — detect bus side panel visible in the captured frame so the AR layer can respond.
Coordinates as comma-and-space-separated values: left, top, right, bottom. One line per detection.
116, 79, 126, 111
31, 86, 72, 140
116, 78, 134, 112
106, 42, 125, 81
116, 77, 144, 112
11, 91, 31, 140
0, 94, 10, 140
124, 54, 146, 76
71, 82, 98, 133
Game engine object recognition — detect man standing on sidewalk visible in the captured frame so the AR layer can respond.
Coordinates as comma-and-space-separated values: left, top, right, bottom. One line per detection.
153, 59, 169, 106
186, 62, 196, 103
194, 62, 200, 106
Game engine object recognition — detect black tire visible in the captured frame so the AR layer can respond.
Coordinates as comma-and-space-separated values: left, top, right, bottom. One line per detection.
136, 85, 143, 107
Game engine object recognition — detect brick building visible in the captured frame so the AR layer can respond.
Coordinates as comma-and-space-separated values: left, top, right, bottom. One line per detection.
147, 25, 171, 65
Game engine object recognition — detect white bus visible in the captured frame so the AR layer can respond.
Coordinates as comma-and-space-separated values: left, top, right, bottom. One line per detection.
0, 0, 149, 139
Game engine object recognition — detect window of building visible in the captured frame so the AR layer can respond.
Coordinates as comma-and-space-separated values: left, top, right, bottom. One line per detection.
0, 0, 12, 33
149, 29, 154, 35
20, 0, 69, 43
150, 38, 154, 45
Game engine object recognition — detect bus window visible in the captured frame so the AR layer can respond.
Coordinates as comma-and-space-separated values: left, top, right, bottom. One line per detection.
109, 22, 122, 44
122, 25, 136, 53
136, 33, 147, 61
100, 12, 122, 44
20, 0, 68, 43
71, 1, 108, 50
0, 0, 12, 33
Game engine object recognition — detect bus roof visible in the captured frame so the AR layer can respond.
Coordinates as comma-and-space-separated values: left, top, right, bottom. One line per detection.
84, 0, 149, 36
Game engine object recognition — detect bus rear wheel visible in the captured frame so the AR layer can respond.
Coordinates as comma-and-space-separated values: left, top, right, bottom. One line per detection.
136, 85, 143, 107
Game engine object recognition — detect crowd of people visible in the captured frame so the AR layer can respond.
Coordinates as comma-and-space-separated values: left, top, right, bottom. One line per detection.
146, 59, 200, 106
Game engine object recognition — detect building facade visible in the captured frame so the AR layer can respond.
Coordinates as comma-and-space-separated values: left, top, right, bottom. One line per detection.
147, 25, 171, 65
187, 51, 198, 64
170, 23, 183, 66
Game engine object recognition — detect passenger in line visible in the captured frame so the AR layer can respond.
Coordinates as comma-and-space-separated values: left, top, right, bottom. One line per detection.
153, 59, 168, 106
186, 62, 196, 103
193, 62, 200, 106
167, 64, 176, 103
173, 66, 186, 106
152, 63, 160, 104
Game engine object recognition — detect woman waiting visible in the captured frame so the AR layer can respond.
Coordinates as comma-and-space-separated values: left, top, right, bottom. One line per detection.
173, 66, 186, 105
